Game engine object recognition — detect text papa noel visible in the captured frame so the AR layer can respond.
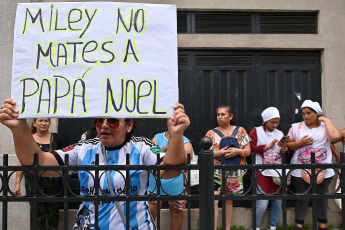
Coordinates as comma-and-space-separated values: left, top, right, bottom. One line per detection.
19, 76, 166, 116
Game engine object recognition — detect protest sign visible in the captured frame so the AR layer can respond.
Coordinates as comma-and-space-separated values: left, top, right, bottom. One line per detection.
11, 2, 178, 118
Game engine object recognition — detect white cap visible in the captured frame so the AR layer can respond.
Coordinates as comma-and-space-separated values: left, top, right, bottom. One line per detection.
261, 107, 280, 123
301, 100, 323, 116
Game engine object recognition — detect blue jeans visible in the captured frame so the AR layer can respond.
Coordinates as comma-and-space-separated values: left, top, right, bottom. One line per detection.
255, 187, 282, 228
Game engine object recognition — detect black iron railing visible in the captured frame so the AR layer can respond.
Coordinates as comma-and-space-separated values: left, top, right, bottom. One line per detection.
1, 137, 345, 230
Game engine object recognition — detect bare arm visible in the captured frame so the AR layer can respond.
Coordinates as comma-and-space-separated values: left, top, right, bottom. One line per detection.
0, 99, 59, 167
287, 135, 313, 151
12, 162, 24, 195
318, 116, 341, 142
226, 143, 251, 158
163, 103, 190, 166
331, 143, 341, 163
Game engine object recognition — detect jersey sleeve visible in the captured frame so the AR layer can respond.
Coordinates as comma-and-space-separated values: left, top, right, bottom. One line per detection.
139, 137, 165, 165
53, 142, 81, 166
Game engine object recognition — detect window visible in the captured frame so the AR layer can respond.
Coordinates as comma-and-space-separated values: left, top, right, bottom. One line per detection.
177, 11, 317, 34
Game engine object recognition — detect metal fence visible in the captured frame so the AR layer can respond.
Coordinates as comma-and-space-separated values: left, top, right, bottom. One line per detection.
1, 138, 345, 230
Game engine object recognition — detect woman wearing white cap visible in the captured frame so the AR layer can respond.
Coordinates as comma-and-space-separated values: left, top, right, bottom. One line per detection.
249, 107, 289, 230
287, 100, 340, 230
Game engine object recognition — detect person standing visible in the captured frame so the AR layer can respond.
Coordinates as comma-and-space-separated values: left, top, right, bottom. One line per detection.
2, 98, 189, 230
249, 107, 289, 230
13, 118, 65, 230
205, 105, 251, 230
287, 100, 341, 230
148, 127, 194, 230
330, 128, 345, 210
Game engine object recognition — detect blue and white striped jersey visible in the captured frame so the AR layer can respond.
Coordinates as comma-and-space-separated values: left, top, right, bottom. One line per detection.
54, 136, 164, 230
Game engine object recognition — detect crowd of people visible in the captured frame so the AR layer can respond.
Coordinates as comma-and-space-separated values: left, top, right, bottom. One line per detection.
0, 98, 344, 230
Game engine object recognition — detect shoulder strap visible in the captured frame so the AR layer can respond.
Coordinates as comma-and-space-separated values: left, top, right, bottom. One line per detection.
231, 126, 240, 137
49, 133, 54, 152
212, 128, 225, 138
298, 122, 302, 129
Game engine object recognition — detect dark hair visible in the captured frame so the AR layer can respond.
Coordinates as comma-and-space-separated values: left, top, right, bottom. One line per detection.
85, 125, 98, 140
30, 118, 51, 134
301, 107, 318, 114
216, 105, 235, 125
125, 119, 137, 137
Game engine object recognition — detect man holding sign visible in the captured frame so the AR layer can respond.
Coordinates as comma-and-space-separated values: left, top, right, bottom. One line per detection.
3, 2, 185, 230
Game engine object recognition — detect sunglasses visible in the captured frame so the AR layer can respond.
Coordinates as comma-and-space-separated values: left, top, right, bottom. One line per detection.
94, 118, 123, 129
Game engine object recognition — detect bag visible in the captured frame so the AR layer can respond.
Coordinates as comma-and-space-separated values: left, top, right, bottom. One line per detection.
272, 176, 291, 186
189, 154, 199, 186
223, 167, 247, 184
213, 127, 246, 183
301, 168, 326, 184
214, 127, 241, 165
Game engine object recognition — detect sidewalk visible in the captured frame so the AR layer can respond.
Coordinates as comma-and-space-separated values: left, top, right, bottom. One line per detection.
57, 206, 343, 229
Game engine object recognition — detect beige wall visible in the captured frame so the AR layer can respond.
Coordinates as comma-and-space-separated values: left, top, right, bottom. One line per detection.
1, 0, 344, 228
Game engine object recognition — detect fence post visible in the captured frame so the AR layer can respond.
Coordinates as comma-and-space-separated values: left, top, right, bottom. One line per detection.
199, 137, 214, 230
2, 154, 8, 230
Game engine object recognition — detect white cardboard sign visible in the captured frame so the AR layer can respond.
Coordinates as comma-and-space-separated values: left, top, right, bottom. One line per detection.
11, 2, 178, 118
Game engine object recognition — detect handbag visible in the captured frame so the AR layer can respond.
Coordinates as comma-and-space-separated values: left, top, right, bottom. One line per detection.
213, 127, 247, 184
189, 154, 199, 186
272, 176, 291, 186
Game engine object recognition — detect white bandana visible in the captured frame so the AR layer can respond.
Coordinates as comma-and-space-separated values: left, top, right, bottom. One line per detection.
301, 100, 323, 116
261, 107, 280, 123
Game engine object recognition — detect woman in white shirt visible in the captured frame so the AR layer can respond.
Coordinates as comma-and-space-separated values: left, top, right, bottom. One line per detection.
287, 100, 340, 230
